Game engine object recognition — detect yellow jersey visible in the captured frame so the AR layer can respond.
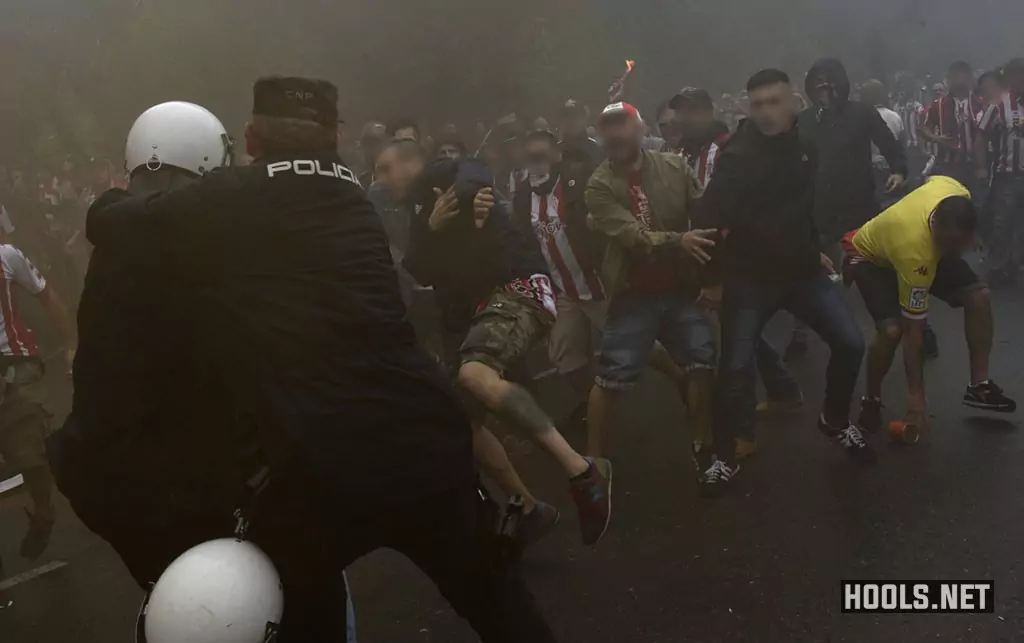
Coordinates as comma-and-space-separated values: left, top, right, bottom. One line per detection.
851, 176, 971, 319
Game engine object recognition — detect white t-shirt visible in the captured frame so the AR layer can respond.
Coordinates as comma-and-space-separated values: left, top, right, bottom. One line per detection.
874, 107, 905, 166
0, 244, 46, 357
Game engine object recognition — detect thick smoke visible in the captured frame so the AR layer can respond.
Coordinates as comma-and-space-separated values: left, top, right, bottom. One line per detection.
1, 0, 1021, 164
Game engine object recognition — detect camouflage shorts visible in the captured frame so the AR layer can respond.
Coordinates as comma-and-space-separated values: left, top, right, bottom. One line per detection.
458, 290, 555, 378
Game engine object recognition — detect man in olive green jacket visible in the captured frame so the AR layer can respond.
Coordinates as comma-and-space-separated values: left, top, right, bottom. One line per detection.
583, 102, 719, 479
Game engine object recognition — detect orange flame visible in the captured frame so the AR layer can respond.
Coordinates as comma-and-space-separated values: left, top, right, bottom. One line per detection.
625, 60, 636, 73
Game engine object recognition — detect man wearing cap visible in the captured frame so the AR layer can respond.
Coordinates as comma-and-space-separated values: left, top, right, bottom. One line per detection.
669, 88, 731, 190
584, 101, 719, 481
84, 76, 557, 642
559, 99, 605, 167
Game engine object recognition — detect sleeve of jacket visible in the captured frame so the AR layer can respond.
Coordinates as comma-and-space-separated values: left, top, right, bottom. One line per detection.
402, 204, 437, 286
86, 174, 229, 278
869, 107, 908, 177
691, 146, 745, 230
584, 168, 681, 254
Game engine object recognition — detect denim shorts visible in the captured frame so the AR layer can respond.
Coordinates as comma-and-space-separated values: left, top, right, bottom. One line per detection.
595, 289, 716, 390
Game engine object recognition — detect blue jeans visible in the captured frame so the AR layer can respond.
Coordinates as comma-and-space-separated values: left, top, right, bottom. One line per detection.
595, 289, 717, 390
714, 273, 865, 460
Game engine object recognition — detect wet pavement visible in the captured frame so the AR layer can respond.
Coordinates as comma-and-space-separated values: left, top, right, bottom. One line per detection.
2, 286, 1024, 643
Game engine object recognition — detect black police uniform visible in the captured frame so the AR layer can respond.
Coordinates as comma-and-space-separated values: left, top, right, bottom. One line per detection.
76, 77, 557, 643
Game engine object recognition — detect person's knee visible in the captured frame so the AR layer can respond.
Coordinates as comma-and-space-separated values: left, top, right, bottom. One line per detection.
458, 361, 495, 398
877, 321, 904, 345
962, 285, 991, 312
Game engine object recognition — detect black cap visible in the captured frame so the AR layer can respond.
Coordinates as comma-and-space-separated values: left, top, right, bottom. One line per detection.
252, 76, 340, 127
669, 87, 713, 110
560, 99, 588, 116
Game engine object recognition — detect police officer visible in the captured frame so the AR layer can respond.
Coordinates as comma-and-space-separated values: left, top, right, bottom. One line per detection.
82, 78, 556, 643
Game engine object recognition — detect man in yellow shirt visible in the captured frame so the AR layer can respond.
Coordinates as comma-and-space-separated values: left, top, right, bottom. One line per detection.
844, 175, 1016, 436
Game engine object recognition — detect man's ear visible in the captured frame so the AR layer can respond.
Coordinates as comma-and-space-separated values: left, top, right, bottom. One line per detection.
244, 122, 261, 160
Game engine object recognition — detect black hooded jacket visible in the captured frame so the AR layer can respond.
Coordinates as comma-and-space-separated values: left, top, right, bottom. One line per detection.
798, 58, 908, 242
694, 118, 822, 283
404, 158, 549, 334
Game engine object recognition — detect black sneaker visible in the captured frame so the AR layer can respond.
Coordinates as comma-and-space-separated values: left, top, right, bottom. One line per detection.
857, 397, 885, 433
964, 380, 1017, 413
514, 502, 560, 551
700, 460, 739, 498
923, 325, 939, 359
818, 416, 876, 464
20, 510, 54, 560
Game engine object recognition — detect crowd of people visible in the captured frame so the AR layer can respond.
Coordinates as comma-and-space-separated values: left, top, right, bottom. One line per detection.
0, 53, 1021, 641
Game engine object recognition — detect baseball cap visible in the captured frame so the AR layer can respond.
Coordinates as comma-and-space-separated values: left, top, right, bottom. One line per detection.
669, 87, 713, 110
598, 102, 642, 123
252, 76, 341, 128
560, 99, 588, 117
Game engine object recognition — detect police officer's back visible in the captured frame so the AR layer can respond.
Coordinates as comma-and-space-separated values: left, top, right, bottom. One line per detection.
86, 78, 473, 509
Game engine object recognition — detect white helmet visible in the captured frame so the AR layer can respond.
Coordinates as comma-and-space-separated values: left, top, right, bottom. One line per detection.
138, 538, 284, 643
125, 101, 233, 177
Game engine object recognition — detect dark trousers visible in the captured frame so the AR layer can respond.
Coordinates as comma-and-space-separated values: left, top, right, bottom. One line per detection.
715, 273, 865, 460
986, 174, 1024, 275
755, 334, 801, 407
70, 472, 555, 643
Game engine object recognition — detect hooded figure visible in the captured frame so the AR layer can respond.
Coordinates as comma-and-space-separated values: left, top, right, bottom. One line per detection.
798, 58, 908, 243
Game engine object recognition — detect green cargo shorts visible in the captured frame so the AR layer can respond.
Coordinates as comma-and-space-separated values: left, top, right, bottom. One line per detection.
458, 289, 555, 378
0, 361, 50, 470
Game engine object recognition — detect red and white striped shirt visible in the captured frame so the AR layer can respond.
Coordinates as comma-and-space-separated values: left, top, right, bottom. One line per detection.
685, 135, 728, 189
529, 179, 606, 302
978, 92, 1024, 175
0, 244, 46, 358
923, 93, 984, 165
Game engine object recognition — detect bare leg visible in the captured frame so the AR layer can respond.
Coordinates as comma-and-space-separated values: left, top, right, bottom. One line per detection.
472, 424, 538, 512
963, 287, 993, 385
677, 368, 715, 447
459, 361, 589, 478
867, 323, 903, 399
22, 466, 54, 522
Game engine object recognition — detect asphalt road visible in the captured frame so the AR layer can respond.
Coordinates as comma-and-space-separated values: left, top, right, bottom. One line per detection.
2, 285, 1024, 643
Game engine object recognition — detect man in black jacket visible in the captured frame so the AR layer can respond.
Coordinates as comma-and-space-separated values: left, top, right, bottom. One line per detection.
696, 70, 870, 496
768, 59, 909, 361
403, 150, 613, 547
77, 78, 558, 642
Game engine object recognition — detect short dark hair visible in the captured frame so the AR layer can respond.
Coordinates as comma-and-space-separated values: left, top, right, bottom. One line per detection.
435, 136, 468, 156
386, 118, 421, 140
747, 69, 790, 93
933, 196, 977, 234
948, 61, 973, 76
381, 138, 428, 163
523, 129, 558, 146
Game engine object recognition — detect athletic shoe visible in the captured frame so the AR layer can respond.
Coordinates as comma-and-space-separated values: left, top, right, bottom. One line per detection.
691, 441, 715, 476
922, 324, 939, 359
857, 397, 885, 433
700, 460, 739, 498
734, 435, 759, 460
818, 416, 876, 464
20, 510, 54, 560
755, 391, 804, 417
963, 380, 1017, 413
784, 336, 808, 362
570, 458, 612, 546
515, 502, 560, 550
